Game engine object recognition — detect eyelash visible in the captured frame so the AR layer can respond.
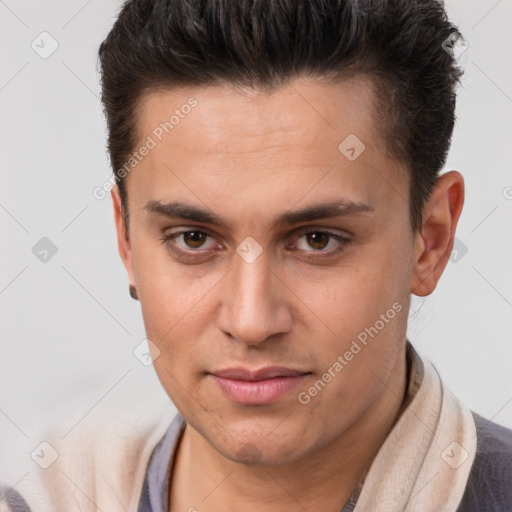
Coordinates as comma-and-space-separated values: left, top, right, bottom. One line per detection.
159, 227, 351, 262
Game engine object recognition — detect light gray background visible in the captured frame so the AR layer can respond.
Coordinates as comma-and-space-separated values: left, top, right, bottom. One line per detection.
1, 0, 511, 486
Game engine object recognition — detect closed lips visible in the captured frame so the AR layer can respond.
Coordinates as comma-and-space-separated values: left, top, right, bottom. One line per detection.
210, 367, 311, 405
210, 366, 310, 381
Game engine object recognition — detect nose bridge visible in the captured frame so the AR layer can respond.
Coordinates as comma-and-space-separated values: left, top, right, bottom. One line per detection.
218, 250, 291, 345
234, 253, 271, 310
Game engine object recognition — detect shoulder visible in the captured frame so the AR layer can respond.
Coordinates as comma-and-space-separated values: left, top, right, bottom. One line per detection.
457, 412, 512, 512
2, 402, 178, 512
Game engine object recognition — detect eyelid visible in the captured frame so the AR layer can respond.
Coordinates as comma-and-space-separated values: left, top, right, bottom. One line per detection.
161, 226, 217, 240
291, 225, 351, 239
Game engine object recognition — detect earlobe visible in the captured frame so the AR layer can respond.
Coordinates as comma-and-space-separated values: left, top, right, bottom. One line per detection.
410, 171, 465, 297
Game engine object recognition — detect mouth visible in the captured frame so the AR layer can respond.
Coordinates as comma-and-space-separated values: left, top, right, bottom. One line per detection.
209, 366, 312, 405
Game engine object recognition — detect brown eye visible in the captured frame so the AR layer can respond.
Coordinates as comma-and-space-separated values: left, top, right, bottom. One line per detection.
306, 232, 330, 250
160, 228, 219, 256
183, 230, 208, 248
293, 228, 351, 257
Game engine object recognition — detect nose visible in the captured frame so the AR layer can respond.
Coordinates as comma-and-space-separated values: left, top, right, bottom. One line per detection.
216, 250, 293, 347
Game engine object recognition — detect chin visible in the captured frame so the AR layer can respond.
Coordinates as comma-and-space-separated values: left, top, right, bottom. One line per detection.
214, 428, 314, 467
185, 402, 324, 466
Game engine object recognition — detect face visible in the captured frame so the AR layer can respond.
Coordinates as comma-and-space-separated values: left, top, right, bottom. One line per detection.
114, 76, 420, 465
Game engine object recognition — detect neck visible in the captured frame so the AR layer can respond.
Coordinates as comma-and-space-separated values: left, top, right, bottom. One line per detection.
170, 345, 408, 512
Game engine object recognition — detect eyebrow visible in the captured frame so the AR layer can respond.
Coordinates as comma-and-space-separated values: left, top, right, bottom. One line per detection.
144, 199, 374, 229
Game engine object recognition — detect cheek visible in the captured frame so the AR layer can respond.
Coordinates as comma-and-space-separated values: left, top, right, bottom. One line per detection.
289, 239, 410, 400
145, 309, 210, 417
291, 251, 408, 347
139, 286, 210, 370
132, 244, 219, 381
134, 234, 216, 332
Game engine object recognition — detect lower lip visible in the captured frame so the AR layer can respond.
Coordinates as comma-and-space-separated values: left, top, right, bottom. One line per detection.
211, 374, 308, 405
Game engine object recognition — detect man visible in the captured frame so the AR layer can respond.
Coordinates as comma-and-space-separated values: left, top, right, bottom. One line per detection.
3, 0, 511, 511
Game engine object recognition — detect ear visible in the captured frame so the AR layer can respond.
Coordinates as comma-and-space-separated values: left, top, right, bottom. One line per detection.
111, 185, 136, 288
410, 170, 465, 297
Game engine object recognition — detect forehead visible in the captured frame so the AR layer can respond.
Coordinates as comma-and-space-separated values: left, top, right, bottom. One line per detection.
137, 76, 383, 156
128, 77, 408, 222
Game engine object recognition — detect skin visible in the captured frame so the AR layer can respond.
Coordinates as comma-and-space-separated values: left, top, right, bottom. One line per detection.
112, 76, 464, 511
